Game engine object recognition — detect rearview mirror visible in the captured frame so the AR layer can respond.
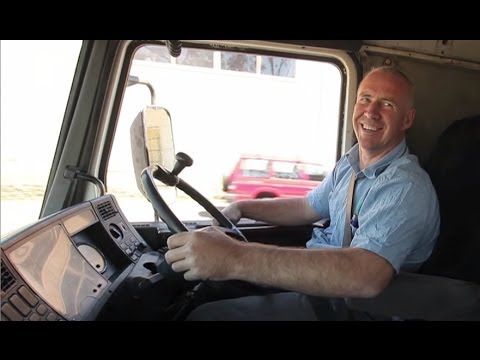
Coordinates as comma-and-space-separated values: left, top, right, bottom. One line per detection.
130, 106, 175, 195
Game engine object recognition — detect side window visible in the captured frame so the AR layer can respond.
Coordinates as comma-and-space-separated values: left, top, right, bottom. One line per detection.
108, 43, 342, 222
271, 161, 299, 179
300, 164, 328, 181
1, 40, 82, 237
240, 159, 269, 178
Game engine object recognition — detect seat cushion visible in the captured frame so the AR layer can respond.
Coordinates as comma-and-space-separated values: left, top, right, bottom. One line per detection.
346, 272, 480, 320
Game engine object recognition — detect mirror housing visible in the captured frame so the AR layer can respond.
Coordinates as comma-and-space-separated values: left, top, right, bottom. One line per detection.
130, 106, 175, 195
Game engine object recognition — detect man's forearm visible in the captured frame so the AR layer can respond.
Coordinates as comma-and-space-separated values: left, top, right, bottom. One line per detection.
229, 243, 394, 298
237, 197, 319, 226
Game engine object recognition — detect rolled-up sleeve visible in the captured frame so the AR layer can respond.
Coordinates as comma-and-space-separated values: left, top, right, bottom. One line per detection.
307, 170, 335, 220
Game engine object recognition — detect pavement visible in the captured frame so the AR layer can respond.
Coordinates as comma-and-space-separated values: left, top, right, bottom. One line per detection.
1, 184, 46, 200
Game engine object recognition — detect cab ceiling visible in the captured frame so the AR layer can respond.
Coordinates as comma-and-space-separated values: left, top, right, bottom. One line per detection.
363, 40, 480, 64
269, 40, 480, 65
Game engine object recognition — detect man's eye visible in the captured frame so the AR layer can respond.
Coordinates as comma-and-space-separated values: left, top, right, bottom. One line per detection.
383, 101, 393, 108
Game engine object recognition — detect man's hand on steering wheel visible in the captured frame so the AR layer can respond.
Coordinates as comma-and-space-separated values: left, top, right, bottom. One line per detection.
212, 202, 243, 226
165, 226, 245, 281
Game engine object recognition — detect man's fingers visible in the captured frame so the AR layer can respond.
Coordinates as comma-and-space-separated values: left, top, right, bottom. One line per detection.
168, 258, 203, 281
170, 258, 191, 273
164, 248, 185, 264
183, 269, 203, 281
167, 232, 189, 249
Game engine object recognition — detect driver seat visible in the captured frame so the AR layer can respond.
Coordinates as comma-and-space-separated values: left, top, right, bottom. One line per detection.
347, 114, 480, 320
419, 114, 480, 283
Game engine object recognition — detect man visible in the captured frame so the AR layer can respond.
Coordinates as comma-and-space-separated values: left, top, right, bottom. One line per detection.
164, 66, 440, 320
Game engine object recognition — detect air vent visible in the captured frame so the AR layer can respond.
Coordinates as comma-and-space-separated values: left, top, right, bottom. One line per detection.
1, 261, 16, 293
97, 201, 116, 221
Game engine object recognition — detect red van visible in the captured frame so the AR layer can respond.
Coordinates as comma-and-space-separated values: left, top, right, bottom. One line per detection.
223, 155, 330, 202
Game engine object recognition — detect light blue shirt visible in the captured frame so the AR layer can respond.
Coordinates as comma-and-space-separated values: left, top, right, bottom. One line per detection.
306, 139, 440, 273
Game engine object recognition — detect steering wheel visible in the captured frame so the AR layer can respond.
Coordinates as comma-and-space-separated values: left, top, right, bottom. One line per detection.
140, 152, 247, 241
139, 154, 247, 320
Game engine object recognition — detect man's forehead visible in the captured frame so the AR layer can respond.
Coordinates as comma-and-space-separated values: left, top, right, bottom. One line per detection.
358, 72, 408, 97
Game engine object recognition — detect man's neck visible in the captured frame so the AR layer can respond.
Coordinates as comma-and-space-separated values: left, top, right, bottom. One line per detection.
358, 140, 404, 170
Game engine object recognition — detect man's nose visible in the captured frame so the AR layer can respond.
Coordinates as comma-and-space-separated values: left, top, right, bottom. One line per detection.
364, 101, 381, 119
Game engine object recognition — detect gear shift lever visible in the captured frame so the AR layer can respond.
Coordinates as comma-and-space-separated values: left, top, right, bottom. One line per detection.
171, 152, 193, 176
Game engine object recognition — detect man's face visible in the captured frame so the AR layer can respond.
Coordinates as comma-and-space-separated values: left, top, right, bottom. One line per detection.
353, 70, 415, 160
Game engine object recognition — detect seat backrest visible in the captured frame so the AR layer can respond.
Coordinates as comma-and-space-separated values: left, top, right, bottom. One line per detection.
420, 114, 480, 283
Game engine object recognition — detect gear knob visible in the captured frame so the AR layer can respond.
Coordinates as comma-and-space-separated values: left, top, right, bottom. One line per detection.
172, 152, 193, 176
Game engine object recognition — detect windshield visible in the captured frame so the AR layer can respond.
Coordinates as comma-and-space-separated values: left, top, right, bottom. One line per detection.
108, 43, 342, 223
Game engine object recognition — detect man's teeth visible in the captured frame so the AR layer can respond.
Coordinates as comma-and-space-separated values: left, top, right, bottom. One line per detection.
362, 124, 378, 131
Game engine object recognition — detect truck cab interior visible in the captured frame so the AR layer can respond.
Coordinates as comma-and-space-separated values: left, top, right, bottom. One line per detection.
1, 40, 479, 321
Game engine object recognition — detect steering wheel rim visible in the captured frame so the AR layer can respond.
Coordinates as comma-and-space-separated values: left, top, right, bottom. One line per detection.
140, 164, 247, 241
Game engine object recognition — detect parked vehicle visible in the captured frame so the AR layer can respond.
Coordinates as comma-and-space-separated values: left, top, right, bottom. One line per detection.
223, 154, 330, 201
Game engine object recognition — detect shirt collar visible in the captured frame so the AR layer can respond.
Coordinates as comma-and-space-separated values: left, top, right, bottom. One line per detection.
346, 139, 408, 179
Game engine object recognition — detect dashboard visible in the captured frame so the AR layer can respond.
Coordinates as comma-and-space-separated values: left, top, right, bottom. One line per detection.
1, 194, 295, 321
1, 194, 154, 321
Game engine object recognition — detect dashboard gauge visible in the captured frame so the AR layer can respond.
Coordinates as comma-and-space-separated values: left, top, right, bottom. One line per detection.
78, 243, 107, 273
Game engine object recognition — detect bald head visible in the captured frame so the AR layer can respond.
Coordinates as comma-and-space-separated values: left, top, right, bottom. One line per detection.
362, 66, 415, 108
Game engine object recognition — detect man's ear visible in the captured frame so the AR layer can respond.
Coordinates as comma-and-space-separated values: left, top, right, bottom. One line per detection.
403, 108, 416, 130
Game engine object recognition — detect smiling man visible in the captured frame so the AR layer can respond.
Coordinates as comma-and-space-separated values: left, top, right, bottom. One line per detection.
165, 66, 440, 321
354, 67, 415, 168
